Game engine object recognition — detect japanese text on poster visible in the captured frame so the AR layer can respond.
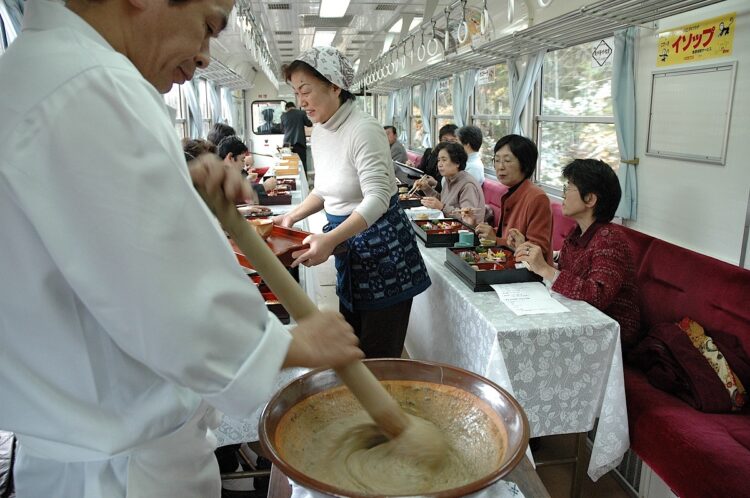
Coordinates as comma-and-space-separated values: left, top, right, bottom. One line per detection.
657, 13, 735, 67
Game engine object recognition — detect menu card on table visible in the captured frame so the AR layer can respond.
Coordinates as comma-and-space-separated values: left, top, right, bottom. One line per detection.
492, 282, 570, 316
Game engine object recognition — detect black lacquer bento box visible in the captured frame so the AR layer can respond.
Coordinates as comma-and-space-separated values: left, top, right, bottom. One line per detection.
411, 218, 480, 248
445, 246, 542, 292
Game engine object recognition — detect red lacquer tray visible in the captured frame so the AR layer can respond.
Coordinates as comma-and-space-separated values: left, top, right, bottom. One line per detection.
231, 224, 310, 268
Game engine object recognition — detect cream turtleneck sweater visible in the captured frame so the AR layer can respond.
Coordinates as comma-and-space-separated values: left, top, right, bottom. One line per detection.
310, 101, 397, 226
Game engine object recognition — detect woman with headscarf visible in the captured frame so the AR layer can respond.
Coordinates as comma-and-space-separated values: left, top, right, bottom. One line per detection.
274, 47, 431, 359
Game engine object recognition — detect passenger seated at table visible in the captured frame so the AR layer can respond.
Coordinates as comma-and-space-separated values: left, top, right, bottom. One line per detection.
417, 124, 459, 193
181, 137, 216, 163
413, 142, 485, 222
218, 135, 276, 194
515, 158, 642, 351
464, 134, 552, 263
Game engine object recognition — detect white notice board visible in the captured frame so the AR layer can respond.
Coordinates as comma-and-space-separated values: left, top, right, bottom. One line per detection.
646, 62, 736, 165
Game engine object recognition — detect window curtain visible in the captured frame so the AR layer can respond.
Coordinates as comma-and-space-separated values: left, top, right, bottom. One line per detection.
510, 49, 545, 135
396, 87, 410, 143
386, 92, 397, 125
182, 80, 203, 138
3, 0, 23, 39
418, 80, 438, 148
452, 69, 478, 127
221, 87, 236, 128
613, 27, 638, 220
207, 82, 222, 124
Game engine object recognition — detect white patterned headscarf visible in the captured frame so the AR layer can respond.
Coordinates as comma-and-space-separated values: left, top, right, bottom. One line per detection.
293, 46, 354, 90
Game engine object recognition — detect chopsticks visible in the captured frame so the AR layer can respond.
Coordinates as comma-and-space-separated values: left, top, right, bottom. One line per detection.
407, 175, 428, 197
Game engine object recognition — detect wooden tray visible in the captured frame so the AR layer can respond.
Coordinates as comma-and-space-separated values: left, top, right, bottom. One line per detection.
247, 275, 291, 324
445, 246, 541, 292
274, 166, 299, 176
411, 218, 479, 248
231, 225, 310, 268
259, 191, 293, 206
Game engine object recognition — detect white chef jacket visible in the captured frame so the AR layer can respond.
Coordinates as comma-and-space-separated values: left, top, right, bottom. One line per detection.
0, 1, 292, 496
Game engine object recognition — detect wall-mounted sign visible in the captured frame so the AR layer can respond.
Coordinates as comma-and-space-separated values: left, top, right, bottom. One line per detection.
591, 39, 613, 67
657, 12, 735, 67
477, 67, 496, 85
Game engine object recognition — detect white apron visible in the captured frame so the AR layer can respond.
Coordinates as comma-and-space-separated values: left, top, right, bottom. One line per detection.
14, 403, 222, 498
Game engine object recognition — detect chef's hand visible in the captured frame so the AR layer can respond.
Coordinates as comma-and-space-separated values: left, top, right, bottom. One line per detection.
291, 232, 337, 268
272, 213, 295, 228
506, 228, 526, 250
284, 310, 363, 369
190, 154, 254, 204
475, 222, 496, 241
421, 197, 443, 210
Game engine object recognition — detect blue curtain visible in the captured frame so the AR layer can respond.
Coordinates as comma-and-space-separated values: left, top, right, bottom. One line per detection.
452, 69, 478, 127
613, 27, 638, 220
510, 50, 545, 135
183, 80, 203, 138
418, 80, 438, 148
220, 87, 236, 128
396, 87, 410, 143
3, 0, 24, 40
207, 82, 222, 124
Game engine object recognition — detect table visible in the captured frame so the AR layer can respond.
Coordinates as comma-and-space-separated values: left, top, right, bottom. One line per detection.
404, 244, 629, 481
267, 456, 550, 498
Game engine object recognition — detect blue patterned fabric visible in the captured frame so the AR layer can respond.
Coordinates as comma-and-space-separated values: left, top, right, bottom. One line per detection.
324, 195, 431, 311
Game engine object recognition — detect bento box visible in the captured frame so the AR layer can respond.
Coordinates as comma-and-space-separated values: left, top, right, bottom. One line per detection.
445, 246, 542, 292
259, 190, 292, 205
411, 219, 479, 248
398, 193, 423, 208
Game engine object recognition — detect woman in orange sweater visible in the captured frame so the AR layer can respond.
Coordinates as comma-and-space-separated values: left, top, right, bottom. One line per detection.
464, 135, 553, 263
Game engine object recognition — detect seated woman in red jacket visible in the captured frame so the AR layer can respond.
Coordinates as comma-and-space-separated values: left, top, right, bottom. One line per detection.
515, 158, 642, 351
464, 134, 553, 263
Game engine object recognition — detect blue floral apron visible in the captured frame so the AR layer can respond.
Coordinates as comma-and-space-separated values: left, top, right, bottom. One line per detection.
324, 195, 431, 311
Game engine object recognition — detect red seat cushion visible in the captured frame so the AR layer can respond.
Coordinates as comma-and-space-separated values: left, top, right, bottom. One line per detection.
626, 366, 750, 498
406, 150, 422, 165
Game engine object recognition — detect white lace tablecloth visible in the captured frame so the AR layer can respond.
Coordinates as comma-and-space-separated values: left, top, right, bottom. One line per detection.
404, 245, 629, 481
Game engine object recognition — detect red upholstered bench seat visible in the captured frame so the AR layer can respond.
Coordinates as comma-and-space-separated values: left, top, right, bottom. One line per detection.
406, 150, 422, 166
621, 226, 750, 498
481, 178, 508, 228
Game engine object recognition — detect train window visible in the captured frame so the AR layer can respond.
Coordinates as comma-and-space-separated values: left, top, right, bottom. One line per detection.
473, 63, 511, 169
435, 77, 454, 139
410, 85, 424, 151
251, 100, 284, 135
164, 84, 188, 140
537, 41, 619, 190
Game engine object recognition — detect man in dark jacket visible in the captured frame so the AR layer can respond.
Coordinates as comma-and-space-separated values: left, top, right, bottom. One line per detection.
281, 102, 313, 173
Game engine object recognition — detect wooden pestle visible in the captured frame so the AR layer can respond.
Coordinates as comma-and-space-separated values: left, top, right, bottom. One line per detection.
200, 189, 411, 439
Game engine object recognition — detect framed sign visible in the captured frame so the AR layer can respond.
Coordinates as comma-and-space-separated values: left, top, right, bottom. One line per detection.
646, 62, 736, 165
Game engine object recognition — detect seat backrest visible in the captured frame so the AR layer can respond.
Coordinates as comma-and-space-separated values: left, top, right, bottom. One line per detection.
620, 226, 750, 353
481, 178, 508, 226
550, 201, 576, 251
406, 150, 423, 166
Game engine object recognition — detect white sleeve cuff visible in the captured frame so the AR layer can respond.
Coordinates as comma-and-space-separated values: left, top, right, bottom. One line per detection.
202, 311, 292, 418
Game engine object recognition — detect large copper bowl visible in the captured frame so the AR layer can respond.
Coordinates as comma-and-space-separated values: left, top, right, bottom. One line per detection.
259, 359, 529, 497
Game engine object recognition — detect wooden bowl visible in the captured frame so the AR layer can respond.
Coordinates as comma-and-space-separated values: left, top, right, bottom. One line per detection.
248, 218, 273, 240
260, 359, 528, 497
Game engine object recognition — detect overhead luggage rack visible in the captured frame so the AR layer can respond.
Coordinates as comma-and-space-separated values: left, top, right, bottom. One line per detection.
357, 0, 726, 94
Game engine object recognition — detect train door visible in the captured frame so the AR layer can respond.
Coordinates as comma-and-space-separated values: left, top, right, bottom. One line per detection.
249, 100, 287, 169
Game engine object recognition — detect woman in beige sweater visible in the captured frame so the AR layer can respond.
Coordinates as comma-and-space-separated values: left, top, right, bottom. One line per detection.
414, 142, 485, 223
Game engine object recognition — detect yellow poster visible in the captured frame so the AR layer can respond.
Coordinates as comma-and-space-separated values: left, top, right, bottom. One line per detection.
657, 13, 735, 67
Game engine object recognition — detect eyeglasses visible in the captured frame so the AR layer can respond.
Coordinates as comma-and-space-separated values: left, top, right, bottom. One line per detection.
562, 183, 578, 197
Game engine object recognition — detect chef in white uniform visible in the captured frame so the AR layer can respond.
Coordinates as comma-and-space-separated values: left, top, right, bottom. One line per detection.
0, 0, 362, 497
